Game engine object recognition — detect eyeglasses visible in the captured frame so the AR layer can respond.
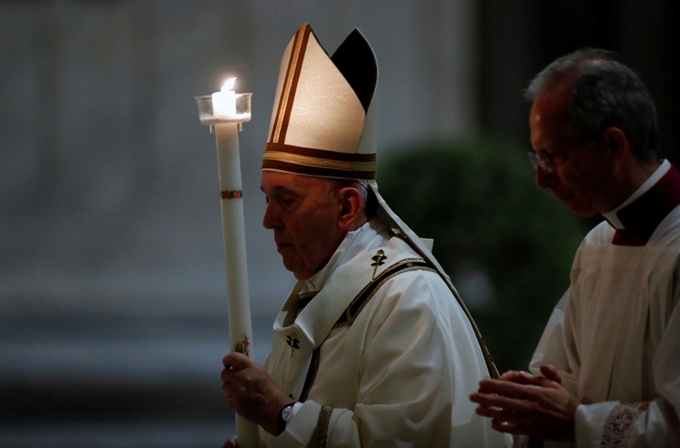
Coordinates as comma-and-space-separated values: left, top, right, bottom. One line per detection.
527, 145, 581, 174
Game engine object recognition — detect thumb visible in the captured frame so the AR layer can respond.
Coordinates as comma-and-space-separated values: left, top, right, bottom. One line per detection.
540, 364, 562, 384
223, 352, 252, 370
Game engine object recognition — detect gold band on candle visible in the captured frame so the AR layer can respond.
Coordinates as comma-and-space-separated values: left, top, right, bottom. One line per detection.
221, 190, 243, 199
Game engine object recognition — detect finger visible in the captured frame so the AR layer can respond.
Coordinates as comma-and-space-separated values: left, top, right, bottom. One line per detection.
469, 391, 538, 413
475, 401, 528, 425
476, 404, 529, 425
486, 372, 556, 389
478, 376, 520, 394
498, 370, 525, 381
223, 352, 252, 370
510, 372, 549, 387
221, 371, 242, 397
491, 418, 532, 436
222, 378, 258, 402
477, 379, 542, 397
221, 368, 231, 381
540, 364, 562, 383
474, 404, 507, 419
222, 380, 235, 396
221, 368, 239, 384
222, 436, 238, 448
490, 417, 515, 434
470, 391, 521, 410
514, 372, 556, 387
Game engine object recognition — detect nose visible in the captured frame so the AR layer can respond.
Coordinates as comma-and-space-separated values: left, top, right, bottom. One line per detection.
262, 202, 280, 229
535, 165, 557, 189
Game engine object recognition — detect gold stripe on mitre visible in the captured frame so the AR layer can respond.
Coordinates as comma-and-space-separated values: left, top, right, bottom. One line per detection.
263, 143, 377, 180
270, 25, 311, 145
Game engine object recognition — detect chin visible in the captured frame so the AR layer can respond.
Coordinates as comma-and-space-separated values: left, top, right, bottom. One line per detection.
281, 260, 310, 280
568, 205, 599, 218
562, 196, 599, 218
281, 258, 300, 276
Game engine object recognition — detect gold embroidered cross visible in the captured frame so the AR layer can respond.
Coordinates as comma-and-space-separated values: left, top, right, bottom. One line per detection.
286, 332, 300, 357
371, 249, 387, 280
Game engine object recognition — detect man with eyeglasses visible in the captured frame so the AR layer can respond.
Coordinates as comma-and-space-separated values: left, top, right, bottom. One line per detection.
470, 48, 680, 447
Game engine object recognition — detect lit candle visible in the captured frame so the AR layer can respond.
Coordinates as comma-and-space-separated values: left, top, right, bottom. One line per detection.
212, 77, 237, 118
195, 80, 258, 447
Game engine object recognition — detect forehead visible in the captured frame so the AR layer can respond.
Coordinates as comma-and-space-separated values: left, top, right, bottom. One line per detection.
261, 171, 330, 193
529, 79, 579, 147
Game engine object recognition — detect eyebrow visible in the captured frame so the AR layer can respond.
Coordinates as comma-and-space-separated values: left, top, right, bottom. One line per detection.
260, 185, 303, 196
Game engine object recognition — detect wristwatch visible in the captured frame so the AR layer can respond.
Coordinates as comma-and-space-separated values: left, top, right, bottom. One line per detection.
278, 403, 295, 434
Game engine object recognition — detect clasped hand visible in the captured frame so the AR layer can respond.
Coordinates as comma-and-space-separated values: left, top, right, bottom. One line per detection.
468, 365, 579, 441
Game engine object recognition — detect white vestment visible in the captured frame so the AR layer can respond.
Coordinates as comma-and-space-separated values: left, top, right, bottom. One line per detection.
530, 161, 680, 447
261, 219, 510, 447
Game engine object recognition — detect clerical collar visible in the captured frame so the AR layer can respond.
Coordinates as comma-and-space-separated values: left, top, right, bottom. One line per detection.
603, 159, 670, 230
602, 160, 680, 246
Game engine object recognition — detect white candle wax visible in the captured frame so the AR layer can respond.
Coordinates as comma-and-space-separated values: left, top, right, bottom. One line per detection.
212, 78, 237, 118
214, 120, 259, 448
214, 123, 253, 358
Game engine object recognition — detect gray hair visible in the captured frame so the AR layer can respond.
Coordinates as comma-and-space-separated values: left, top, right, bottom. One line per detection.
525, 48, 659, 161
325, 178, 376, 219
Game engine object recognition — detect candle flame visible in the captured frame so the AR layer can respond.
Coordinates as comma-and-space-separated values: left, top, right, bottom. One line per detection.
221, 77, 237, 92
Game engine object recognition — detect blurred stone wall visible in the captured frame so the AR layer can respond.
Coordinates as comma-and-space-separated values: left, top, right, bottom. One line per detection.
0, 0, 479, 319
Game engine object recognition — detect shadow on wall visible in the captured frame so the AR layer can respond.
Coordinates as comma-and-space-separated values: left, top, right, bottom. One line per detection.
378, 136, 588, 372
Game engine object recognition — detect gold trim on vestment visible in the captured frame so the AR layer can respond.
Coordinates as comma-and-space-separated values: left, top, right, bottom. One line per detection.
297, 258, 435, 407
334, 258, 435, 329
306, 405, 332, 448
298, 291, 318, 301
299, 347, 320, 403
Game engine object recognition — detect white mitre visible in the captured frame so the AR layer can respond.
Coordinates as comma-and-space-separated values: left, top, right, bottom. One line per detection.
262, 23, 377, 180
261, 22, 443, 274
261, 23, 435, 264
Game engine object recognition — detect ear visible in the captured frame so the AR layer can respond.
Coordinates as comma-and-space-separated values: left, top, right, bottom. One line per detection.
337, 187, 365, 230
603, 126, 629, 162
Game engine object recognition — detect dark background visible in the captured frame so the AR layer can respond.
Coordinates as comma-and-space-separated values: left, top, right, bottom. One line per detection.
1, 1, 678, 446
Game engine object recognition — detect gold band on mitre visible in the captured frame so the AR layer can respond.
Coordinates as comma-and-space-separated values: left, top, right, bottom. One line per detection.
263, 143, 377, 180
263, 23, 378, 181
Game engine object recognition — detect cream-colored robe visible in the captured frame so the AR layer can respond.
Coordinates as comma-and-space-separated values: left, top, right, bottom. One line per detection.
530, 165, 680, 447
261, 219, 509, 447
